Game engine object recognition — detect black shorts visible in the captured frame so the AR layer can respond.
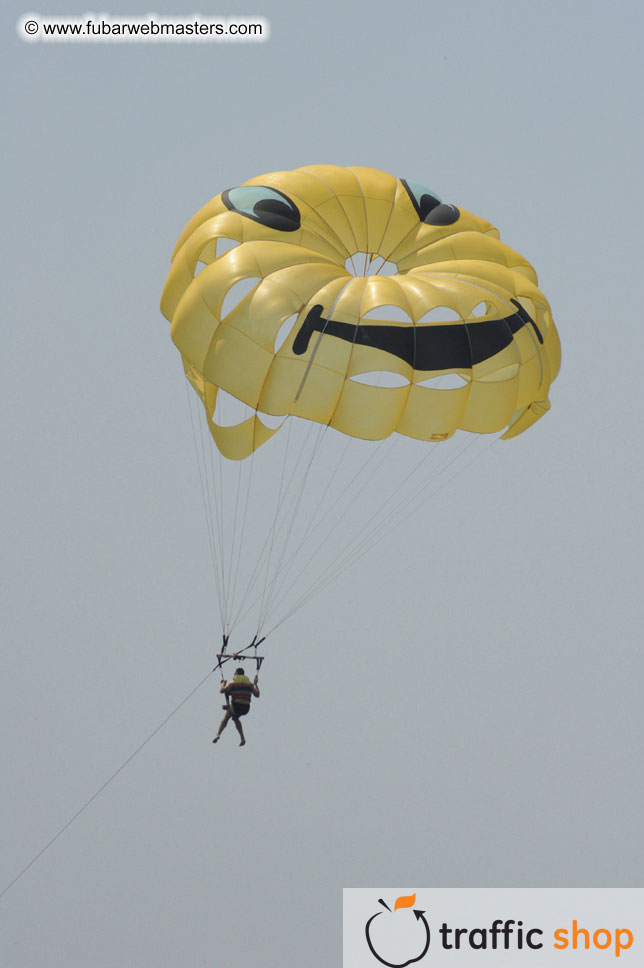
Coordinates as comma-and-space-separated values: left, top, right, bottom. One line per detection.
231, 702, 250, 719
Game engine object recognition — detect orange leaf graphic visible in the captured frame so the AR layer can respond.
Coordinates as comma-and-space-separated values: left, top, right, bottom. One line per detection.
394, 892, 416, 911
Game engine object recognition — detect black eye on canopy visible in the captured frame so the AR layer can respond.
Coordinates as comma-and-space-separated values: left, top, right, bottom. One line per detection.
222, 186, 301, 232
401, 178, 460, 226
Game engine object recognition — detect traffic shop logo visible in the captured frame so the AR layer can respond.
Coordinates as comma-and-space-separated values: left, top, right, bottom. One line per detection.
362, 894, 635, 963
365, 894, 430, 967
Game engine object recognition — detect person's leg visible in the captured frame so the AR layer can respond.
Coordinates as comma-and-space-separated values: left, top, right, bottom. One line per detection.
213, 709, 231, 742
233, 714, 246, 746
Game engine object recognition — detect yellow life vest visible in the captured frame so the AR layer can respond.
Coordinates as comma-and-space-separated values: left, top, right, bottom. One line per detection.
228, 674, 252, 704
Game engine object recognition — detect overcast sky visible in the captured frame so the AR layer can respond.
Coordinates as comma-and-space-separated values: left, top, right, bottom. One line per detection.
3, 1, 643, 965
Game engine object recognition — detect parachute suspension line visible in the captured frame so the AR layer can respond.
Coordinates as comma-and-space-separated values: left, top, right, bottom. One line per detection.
300, 426, 399, 546
228, 414, 320, 632
267, 434, 497, 634
278, 437, 496, 634
230, 275, 376, 636
229, 426, 342, 632
227, 446, 256, 633
251, 278, 363, 632
191, 383, 227, 622
257, 424, 326, 635
261, 433, 401, 627
224, 455, 245, 633
197, 397, 241, 634
258, 273, 384, 631
254, 415, 299, 630
312, 434, 498, 605
208, 409, 232, 631
256, 431, 359, 615
205, 393, 235, 630
184, 382, 225, 622
256, 272, 373, 624
232, 417, 302, 631
314, 434, 484, 584
256, 420, 327, 633
262, 433, 434, 628
312, 434, 479, 586
0, 668, 215, 903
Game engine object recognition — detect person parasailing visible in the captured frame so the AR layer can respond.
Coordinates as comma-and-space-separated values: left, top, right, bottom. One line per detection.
212, 666, 260, 746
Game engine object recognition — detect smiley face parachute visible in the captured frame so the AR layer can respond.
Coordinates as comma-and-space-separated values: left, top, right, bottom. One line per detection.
161, 165, 560, 660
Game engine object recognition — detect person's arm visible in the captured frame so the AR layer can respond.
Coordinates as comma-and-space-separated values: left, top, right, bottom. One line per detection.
219, 680, 229, 694
252, 675, 260, 698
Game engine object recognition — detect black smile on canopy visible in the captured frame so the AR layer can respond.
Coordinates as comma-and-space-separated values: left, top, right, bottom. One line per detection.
293, 299, 543, 370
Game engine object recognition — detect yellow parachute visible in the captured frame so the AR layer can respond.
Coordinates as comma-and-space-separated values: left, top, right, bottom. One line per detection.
161, 166, 560, 646
162, 165, 560, 460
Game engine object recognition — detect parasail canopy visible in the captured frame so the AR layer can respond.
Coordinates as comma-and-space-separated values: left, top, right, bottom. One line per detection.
161, 165, 560, 644
161, 164, 560, 460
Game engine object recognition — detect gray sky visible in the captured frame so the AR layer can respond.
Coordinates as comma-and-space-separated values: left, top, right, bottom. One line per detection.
3, 0, 643, 965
